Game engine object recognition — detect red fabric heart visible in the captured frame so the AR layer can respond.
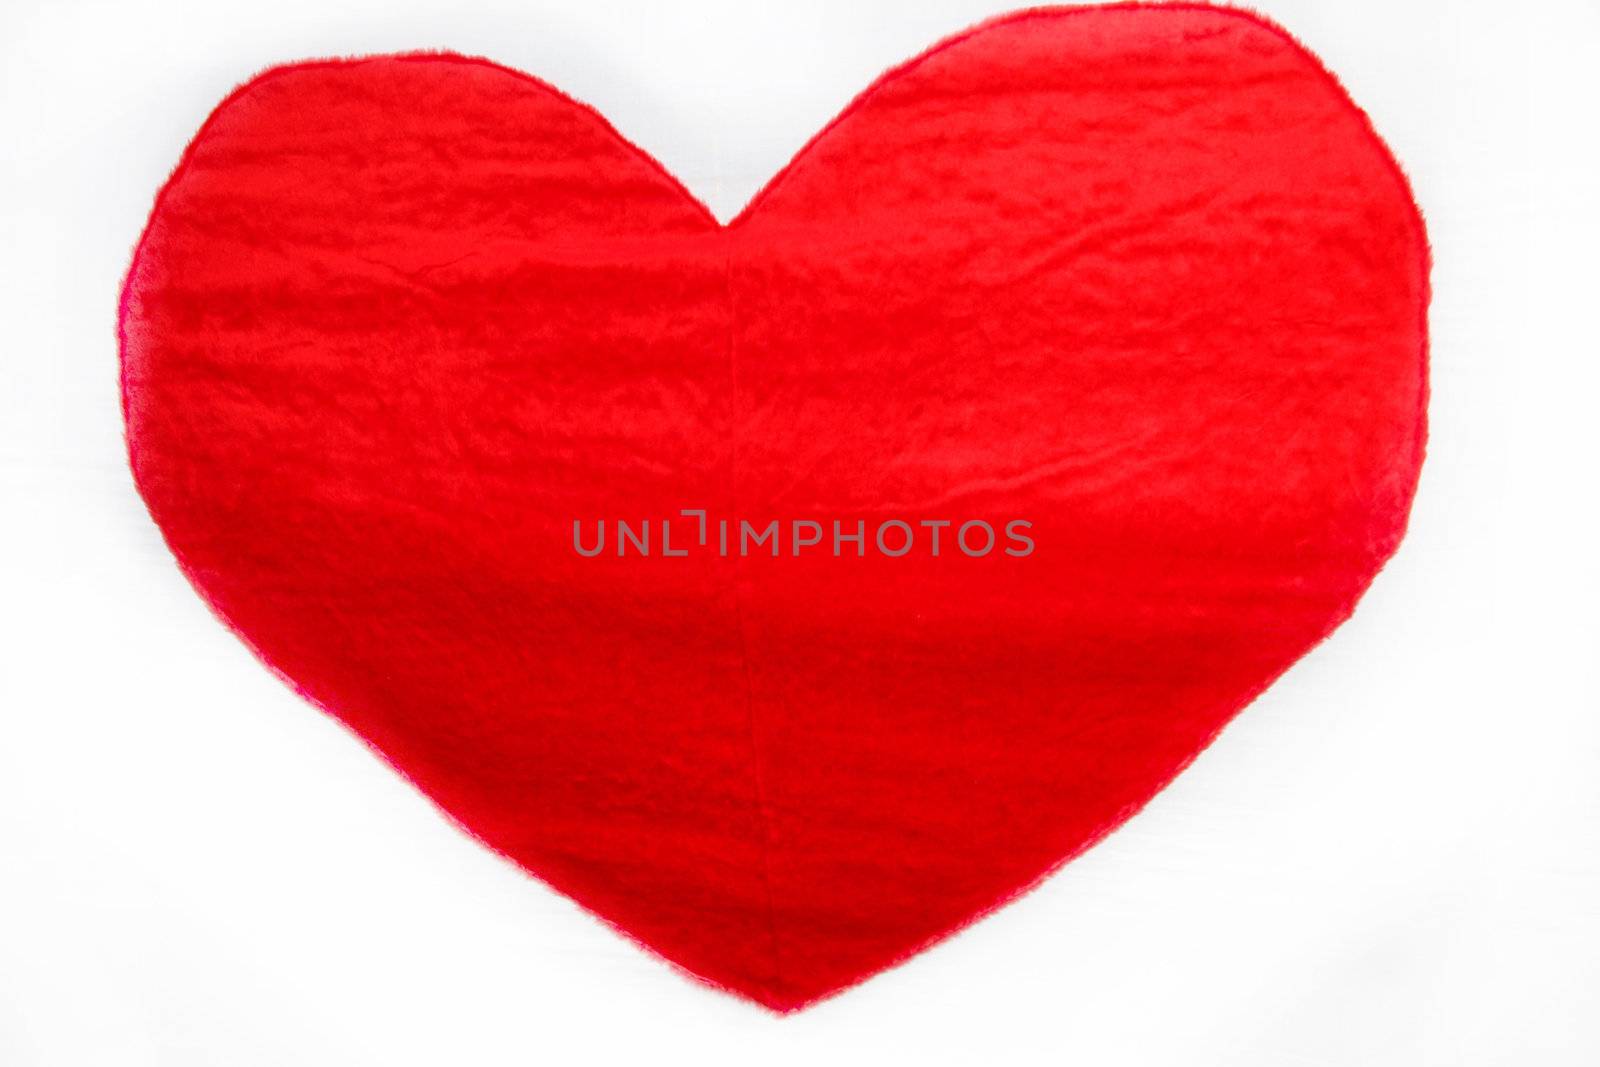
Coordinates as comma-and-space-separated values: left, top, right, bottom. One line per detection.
120, 4, 1427, 1010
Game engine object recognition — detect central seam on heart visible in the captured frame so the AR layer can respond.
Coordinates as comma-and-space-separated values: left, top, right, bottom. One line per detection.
722, 235, 785, 995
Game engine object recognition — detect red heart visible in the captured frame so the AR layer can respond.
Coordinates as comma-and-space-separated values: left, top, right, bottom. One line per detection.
120, 5, 1427, 1010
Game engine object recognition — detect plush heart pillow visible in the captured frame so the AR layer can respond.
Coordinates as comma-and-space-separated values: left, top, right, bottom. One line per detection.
120, 4, 1427, 1010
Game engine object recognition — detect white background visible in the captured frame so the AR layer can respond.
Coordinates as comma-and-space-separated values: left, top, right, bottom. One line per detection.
2, 1, 1596, 1063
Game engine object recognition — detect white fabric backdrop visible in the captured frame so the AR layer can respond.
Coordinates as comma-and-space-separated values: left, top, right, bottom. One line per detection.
2, 1, 1595, 1062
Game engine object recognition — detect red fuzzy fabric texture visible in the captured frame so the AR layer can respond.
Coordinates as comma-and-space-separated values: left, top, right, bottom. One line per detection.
120, 4, 1428, 1010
